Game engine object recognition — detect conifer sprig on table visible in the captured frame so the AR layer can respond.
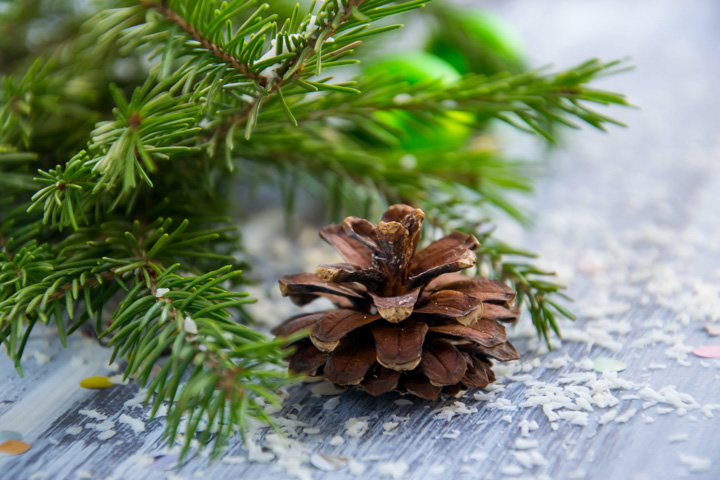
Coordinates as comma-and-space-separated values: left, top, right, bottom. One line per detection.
0, 0, 628, 458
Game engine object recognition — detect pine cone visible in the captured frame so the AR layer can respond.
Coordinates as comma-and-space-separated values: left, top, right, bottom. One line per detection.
271, 205, 520, 400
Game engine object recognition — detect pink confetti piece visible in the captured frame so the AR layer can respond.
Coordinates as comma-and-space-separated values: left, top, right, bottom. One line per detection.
692, 345, 720, 358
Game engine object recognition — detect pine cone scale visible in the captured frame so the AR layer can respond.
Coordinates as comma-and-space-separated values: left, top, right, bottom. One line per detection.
421, 339, 468, 387
371, 323, 428, 371
275, 205, 521, 399
310, 309, 380, 352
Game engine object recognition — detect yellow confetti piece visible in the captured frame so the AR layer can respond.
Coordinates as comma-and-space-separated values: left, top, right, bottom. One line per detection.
79, 376, 114, 389
0, 440, 31, 455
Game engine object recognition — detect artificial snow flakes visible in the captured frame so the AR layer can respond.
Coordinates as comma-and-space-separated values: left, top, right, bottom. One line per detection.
310, 453, 348, 471
377, 461, 409, 479
118, 414, 145, 433
344, 418, 369, 438
678, 453, 712, 473
183, 316, 198, 334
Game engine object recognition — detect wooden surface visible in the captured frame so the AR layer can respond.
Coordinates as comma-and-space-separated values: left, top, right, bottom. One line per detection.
2, 0, 720, 479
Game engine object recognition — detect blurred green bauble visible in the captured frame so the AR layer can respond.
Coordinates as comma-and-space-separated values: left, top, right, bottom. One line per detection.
362, 52, 472, 152
427, 9, 526, 76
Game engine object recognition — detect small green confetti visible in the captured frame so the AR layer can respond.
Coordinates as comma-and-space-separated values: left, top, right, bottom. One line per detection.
593, 357, 626, 373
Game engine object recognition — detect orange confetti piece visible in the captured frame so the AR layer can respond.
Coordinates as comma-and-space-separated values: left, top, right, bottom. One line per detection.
79, 376, 114, 389
0, 440, 31, 455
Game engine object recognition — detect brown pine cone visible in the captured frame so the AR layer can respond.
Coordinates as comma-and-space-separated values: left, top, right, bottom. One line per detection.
271, 205, 520, 400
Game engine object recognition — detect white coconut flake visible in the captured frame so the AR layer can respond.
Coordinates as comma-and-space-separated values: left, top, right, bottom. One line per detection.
78, 409, 107, 420
514, 438, 539, 450
329, 435, 344, 446
548, 354, 572, 369
311, 381, 344, 396
310, 453, 348, 472
382, 422, 399, 432
31, 350, 52, 365
614, 408, 637, 424
518, 420, 539, 437
183, 316, 198, 334
98, 429, 116, 440
678, 453, 712, 473
667, 433, 689, 443
348, 459, 366, 476
86, 419, 114, 432
345, 417, 369, 438
65, 426, 82, 435
118, 414, 145, 433
433, 401, 477, 421
155, 287, 170, 298
500, 464, 525, 476
323, 397, 340, 411
378, 461, 409, 479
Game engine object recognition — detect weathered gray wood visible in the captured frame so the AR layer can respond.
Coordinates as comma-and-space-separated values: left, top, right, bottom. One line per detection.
2, 0, 720, 479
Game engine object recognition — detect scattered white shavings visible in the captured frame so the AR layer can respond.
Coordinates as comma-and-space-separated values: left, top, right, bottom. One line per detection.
706, 324, 720, 336
428, 464, 446, 475
107, 374, 128, 385
345, 417, 369, 437
323, 397, 340, 411
302, 428, 320, 435
65, 426, 82, 435
473, 391, 496, 402
518, 420, 539, 437
310, 453, 348, 472
246, 438, 274, 463
129, 453, 154, 468
221, 456, 245, 465
31, 350, 52, 365
598, 409, 618, 425
501, 414, 514, 423
514, 438, 539, 450
311, 381, 344, 396
441, 429, 460, 439
382, 422, 399, 432
86, 419, 114, 432
183, 316, 198, 334
155, 287, 170, 298
378, 461, 409, 479
548, 354, 572, 369
667, 433, 689, 443
118, 414, 145, 433
487, 398, 517, 411
678, 453, 712, 473
614, 408, 637, 424
78, 409, 107, 420
394, 399, 413, 406
556, 410, 588, 426
329, 435, 344, 446
71, 355, 86, 367
500, 464, 524, 476
348, 459, 366, 475
648, 362, 667, 370
466, 451, 488, 462
578, 358, 595, 370
511, 449, 548, 468
98, 430, 116, 440
123, 389, 148, 408
433, 401, 477, 421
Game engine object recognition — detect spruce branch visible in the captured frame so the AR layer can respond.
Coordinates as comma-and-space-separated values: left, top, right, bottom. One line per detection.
144, 0, 260, 81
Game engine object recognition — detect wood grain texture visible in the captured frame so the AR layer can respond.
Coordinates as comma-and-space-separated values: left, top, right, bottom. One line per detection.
2, 0, 720, 479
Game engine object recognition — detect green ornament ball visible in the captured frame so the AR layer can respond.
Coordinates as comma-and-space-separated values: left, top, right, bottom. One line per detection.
427, 9, 526, 76
361, 52, 472, 152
